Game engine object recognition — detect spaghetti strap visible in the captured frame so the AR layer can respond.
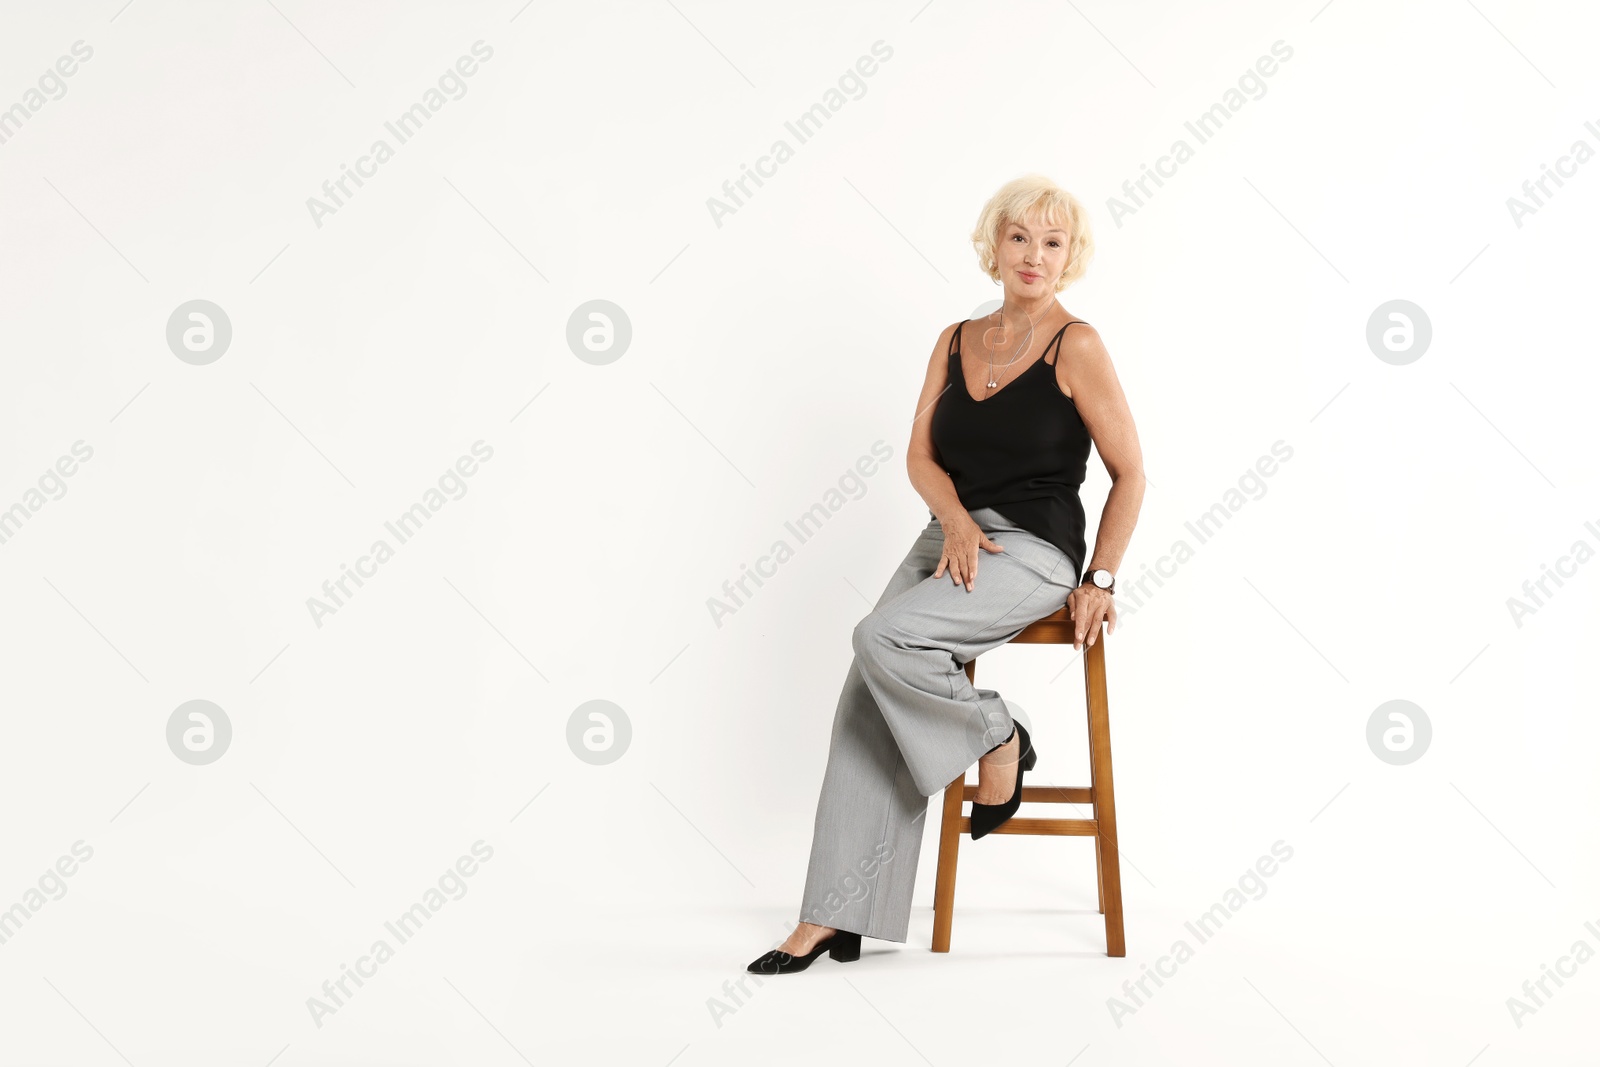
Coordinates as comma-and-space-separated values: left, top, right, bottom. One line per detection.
1044, 319, 1089, 365
946, 320, 966, 390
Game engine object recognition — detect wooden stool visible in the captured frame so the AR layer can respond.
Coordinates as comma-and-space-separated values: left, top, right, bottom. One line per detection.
930, 607, 1126, 955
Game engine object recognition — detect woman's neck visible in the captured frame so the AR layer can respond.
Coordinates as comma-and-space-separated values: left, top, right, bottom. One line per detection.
997, 295, 1060, 330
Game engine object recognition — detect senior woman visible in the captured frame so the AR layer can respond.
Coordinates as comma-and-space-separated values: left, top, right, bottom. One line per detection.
747, 174, 1145, 974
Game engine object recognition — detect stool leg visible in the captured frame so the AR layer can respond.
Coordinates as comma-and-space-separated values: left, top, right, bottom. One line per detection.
931, 774, 964, 952
1084, 630, 1125, 957
1094, 833, 1105, 914
931, 658, 978, 953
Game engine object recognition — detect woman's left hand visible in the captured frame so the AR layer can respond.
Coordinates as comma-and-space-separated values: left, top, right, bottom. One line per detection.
1066, 582, 1117, 650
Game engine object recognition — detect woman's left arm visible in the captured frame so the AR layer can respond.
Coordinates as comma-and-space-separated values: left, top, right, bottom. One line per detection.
1058, 325, 1147, 650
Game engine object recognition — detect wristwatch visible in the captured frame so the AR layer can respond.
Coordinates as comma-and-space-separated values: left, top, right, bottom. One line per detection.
1085, 568, 1115, 593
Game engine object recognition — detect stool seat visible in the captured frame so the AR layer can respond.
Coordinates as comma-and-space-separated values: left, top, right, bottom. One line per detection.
931, 607, 1126, 955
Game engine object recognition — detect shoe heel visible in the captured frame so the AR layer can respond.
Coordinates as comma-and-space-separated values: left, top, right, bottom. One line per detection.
1017, 721, 1037, 772
828, 931, 861, 963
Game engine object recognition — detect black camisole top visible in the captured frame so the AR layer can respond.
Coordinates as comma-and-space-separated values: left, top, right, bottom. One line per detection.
928, 318, 1094, 583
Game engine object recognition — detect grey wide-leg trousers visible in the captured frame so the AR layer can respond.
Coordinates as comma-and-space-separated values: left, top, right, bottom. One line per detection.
798, 506, 1078, 944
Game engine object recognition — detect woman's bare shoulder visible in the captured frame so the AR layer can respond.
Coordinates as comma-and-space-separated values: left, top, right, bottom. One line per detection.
1060, 319, 1111, 363
1054, 320, 1115, 398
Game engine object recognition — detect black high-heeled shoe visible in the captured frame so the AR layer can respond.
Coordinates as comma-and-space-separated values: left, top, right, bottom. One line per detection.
970, 721, 1036, 840
746, 927, 862, 974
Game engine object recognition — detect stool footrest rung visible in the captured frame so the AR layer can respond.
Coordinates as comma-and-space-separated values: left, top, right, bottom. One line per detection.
959, 784, 1092, 804
956, 817, 1099, 836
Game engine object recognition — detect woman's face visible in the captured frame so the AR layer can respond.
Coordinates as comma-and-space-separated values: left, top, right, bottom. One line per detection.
996, 209, 1069, 296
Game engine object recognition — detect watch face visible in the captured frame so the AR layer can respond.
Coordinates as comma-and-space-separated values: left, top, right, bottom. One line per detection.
1093, 570, 1112, 588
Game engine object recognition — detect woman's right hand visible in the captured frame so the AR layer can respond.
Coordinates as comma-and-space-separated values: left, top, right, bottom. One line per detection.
933, 512, 1006, 591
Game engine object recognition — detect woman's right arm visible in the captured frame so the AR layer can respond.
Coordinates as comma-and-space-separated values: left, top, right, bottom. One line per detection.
906, 322, 1005, 591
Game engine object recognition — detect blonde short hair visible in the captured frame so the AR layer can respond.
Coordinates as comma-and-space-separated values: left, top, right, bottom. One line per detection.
970, 174, 1094, 292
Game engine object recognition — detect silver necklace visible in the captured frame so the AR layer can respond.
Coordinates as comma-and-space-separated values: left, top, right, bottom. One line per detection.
981, 305, 1041, 389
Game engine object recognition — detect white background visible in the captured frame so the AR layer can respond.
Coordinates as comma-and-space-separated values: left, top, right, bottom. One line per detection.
1, 1, 1596, 1064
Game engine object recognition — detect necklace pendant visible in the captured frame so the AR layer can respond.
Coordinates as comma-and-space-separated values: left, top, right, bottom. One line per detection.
986, 378, 998, 387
